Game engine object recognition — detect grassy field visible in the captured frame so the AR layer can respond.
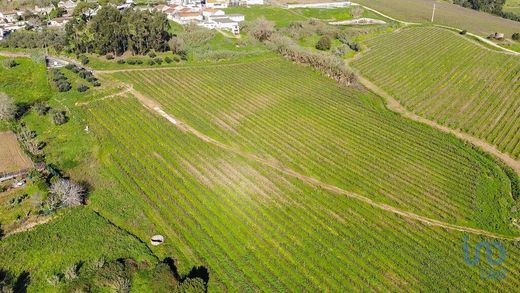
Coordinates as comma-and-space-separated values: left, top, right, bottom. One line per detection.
108, 58, 519, 236
83, 89, 520, 291
0, 132, 33, 174
504, 0, 520, 15
0, 208, 157, 292
0, 56, 53, 104
1, 15, 520, 291
354, 0, 520, 37
352, 26, 520, 159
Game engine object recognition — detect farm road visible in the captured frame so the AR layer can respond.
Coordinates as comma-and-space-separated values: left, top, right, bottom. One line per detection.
125, 86, 520, 242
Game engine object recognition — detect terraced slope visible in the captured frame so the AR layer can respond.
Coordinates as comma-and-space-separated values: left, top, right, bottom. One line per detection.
353, 0, 520, 37
86, 95, 520, 291
353, 27, 520, 159
106, 58, 519, 235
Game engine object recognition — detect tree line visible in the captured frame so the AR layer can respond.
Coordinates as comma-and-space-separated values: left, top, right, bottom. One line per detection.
1, 5, 171, 56
66, 5, 171, 56
453, 0, 520, 22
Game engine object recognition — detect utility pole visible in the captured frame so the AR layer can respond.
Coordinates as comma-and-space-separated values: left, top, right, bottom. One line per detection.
431, 2, 436, 22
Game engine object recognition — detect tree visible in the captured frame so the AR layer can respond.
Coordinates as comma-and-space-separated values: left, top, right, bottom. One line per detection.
48, 179, 86, 208
89, 6, 128, 55
513, 33, 520, 41
0, 93, 16, 120
33, 102, 50, 116
316, 35, 331, 51
247, 17, 275, 42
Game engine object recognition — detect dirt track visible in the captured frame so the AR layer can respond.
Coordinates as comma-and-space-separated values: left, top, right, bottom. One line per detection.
355, 75, 520, 176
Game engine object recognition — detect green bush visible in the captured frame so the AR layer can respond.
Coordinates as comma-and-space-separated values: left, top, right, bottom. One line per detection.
164, 56, 172, 63
52, 111, 68, 125
106, 54, 115, 60
79, 55, 89, 65
513, 33, 520, 41
316, 36, 331, 51
148, 59, 156, 65
117, 59, 126, 64
154, 57, 163, 65
77, 84, 89, 92
148, 51, 157, 58
33, 102, 50, 116
3, 59, 17, 68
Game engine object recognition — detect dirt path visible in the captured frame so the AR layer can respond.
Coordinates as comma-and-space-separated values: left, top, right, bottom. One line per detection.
127, 87, 520, 241
356, 74, 520, 176
75, 85, 132, 106
0, 51, 30, 58
3, 215, 56, 238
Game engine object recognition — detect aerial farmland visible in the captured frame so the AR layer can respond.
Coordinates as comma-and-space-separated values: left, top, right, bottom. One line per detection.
0, 0, 519, 292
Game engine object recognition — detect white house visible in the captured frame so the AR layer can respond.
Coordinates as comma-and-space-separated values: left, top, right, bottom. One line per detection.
34, 5, 54, 15
174, 11, 203, 23
244, 0, 264, 5
205, 0, 228, 9
202, 8, 225, 18
214, 17, 239, 34
209, 14, 244, 22
48, 17, 70, 27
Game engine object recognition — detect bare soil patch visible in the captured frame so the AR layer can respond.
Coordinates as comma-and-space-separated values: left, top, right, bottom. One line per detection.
0, 131, 33, 175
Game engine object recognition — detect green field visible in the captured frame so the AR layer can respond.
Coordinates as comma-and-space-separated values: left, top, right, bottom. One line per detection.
355, 0, 520, 37
108, 58, 519, 235
82, 84, 520, 290
1, 5, 520, 291
504, 0, 520, 16
0, 56, 53, 104
353, 26, 520, 159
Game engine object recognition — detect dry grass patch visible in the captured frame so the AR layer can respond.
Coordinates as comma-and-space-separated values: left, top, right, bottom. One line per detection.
0, 131, 33, 175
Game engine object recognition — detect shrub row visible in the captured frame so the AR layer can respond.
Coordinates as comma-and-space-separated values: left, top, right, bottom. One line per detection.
64, 64, 100, 87
49, 69, 71, 92
268, 34, 356, 86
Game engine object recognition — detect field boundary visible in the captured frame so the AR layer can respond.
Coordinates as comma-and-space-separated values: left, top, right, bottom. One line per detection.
121, 86, 520, 241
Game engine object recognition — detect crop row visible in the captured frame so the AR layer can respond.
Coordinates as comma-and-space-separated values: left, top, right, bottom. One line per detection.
86, 96, 520, 291
353, 27, 520, 158
112, 58, 516, 234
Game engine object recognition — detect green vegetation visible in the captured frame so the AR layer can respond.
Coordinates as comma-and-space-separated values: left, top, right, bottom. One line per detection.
504, 0, 520, 15
0, 208, 157, 292
111, 58, 518, 234
355, 0, 520, 37
0, 56, 52, 104
1, 5, 519, 292
353, 26, 520, 159
85, 90, 520, 291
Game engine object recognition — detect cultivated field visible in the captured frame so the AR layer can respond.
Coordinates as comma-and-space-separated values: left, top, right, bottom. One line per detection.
354, 0, 520, 37
352, 27, 520, 159
107, 58, 518, 235
0, 131, 33, 175
504, 0, 520, 15
84, 90, 520, 291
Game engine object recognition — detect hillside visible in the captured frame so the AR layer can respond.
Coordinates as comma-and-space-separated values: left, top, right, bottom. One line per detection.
354, 0, 520, 37
353, 26, 520, 159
